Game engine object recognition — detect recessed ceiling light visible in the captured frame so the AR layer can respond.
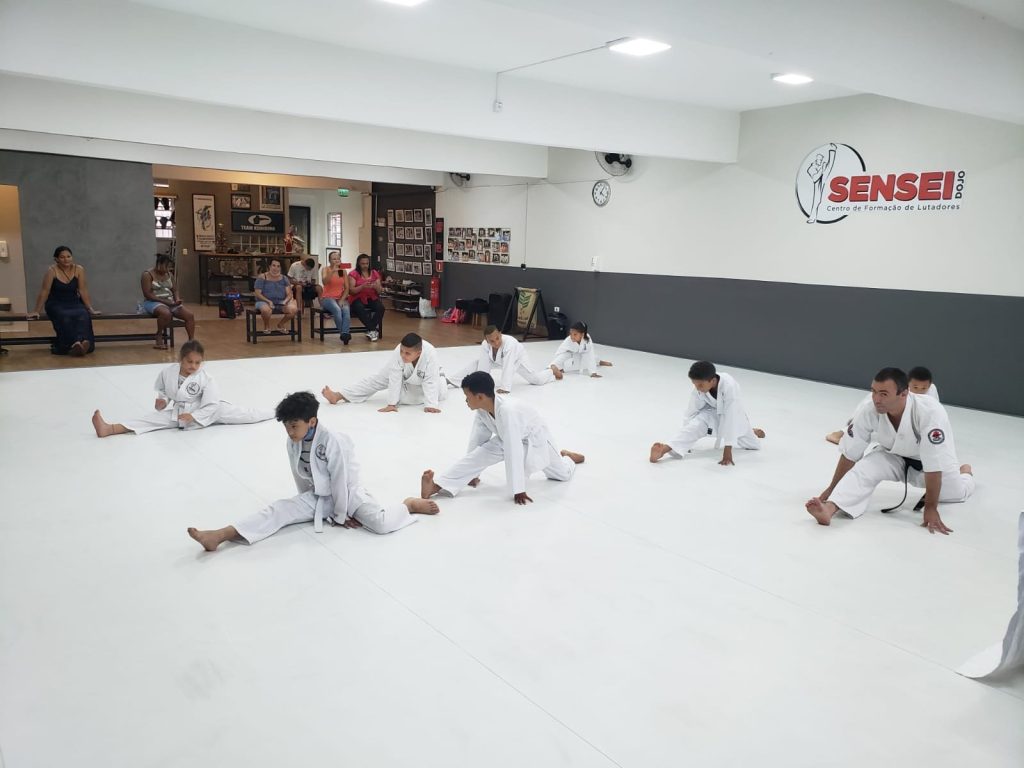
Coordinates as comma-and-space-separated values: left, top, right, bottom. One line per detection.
378, 0, 428, 6
153, 181, 170, 188
607, 38, 671, 57
771, 73, 813, 85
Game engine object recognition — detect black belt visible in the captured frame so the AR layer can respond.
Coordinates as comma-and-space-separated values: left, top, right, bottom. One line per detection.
881, 457, 925, 513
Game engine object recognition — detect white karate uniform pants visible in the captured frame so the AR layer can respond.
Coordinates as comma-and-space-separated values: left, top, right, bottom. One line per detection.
234, 491, 415, 544
830, 451, 975, 519
667, 412, 761, 457
557, 358, 587, 374
515, 363, 555, 386
435, 438, 575, 496
339, 373, 446, 405
124, 404, 274, 434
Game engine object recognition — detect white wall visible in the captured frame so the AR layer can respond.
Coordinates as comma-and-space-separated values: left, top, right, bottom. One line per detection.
437, 95, 1024, 297
285, 189, 365, 269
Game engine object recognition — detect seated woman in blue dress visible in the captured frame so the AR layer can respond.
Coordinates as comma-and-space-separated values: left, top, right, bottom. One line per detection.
28, 245, 98, 356
253, 258, 297, 333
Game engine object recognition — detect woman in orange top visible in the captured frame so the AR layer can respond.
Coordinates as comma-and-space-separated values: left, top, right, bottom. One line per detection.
320, 250, 351, 344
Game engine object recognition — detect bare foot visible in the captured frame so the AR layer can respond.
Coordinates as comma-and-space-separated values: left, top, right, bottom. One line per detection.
70, 340, 87, 357
754, 428, 766, 439
187, 526, 236, 551
960, 463, 973, 475
321, 386, 347, 405
599, 360, 613, 367
92, 409, 114, 438
649, 442, 672, 463
825, 430, 843, 445
550, 364, 563, 380
468, 477, 481, 487
421, 469, 441, 499
805, 497, 837, 526
405, 497, 440, 515
561, 449, 585, 464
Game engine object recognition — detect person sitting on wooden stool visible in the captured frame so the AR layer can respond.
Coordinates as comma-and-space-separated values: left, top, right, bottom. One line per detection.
348, 253, 384, 341
319, 250, 351, 344
254, 258, 297, 334
141, 254, 195, 349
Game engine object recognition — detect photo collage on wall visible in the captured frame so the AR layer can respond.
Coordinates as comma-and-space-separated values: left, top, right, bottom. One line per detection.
445, 226, 511, 264
386, 207, 434, 277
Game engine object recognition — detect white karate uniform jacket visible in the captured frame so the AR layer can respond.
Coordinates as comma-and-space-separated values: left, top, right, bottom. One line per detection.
155, 365, 221, 425
467, 396, 563, 495
683, 371, 752, 446
388, 340, 444, 408
461, 334, 547, 392
289, 427, 370, 532
840, 392, 959, 472
551, 335, 598, 374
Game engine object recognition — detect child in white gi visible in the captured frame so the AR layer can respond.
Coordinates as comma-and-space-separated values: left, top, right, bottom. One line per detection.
449, 325, 553, 393
421, 371, 585, 505
650, 360, 765, 466
548, 321, 613, 380
806, 367, 974, 534
91, 340, 274, 437
826, 365, 939, 444
322, 332, 446, 413
188, 391, 439, 551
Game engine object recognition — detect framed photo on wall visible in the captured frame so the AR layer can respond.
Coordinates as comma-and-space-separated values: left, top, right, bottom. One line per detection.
231, 193, 251, 210
192, 194, 216, 252
425, 208, 433, 227
396, 209, 405, 223
387, 209, 395, 226
260, 186, 283, 211
414, 209, 424, 223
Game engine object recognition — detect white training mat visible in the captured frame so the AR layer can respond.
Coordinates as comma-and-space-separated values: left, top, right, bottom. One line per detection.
1, 342, 1022, 767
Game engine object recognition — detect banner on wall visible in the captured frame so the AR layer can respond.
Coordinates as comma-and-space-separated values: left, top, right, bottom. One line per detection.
192, 194, 216, 251
231, 211, 285, 234
796, 143, 966, 224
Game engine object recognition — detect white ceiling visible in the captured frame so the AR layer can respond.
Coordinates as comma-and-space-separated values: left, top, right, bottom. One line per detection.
0, 0, 1020, 172
132, 0, 1023, 120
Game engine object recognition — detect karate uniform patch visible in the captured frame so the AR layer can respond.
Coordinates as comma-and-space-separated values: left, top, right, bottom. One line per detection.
315, 444, 328, 461
186, 381, 201, 396
927, 428, 945, 444
847, 420, 854, 438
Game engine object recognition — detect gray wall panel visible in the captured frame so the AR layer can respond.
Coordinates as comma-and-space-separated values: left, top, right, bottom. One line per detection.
441, 264, 1024, 416
0, 150, 153, 312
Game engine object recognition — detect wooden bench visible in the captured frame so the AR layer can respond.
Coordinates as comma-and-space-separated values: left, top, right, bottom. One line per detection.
244, 308, 302, 344
0, 312, 184, 355
308, 305, 382, 342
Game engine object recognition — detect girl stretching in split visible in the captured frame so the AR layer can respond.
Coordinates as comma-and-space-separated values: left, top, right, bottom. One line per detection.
91, 340, 274, 437
549, 321, 613, 379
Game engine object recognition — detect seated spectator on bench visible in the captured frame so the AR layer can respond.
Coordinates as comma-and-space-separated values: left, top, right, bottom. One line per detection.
28, 245, 97, 356
320, 250, 351, 345
288, 256, 321, 307
141, 254, 195, 349
348, 253, 384, 342
254, 259, 297, 333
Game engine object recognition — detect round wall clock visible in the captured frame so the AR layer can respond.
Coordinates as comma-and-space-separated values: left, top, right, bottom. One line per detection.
592, 180, 611, 207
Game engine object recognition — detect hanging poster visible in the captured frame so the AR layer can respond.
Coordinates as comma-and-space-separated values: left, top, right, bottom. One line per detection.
192, 194, 216, 252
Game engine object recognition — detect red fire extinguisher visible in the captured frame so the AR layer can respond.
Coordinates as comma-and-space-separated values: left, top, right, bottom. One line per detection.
430, 275, 441, 308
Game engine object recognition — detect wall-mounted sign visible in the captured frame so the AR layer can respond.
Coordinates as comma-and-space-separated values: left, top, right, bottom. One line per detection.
231, 210, 285, 234
192, 194, 216, 251
796, 143, 965, 224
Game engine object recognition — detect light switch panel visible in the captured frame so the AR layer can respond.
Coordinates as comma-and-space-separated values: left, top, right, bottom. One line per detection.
0, 240, 8, 259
